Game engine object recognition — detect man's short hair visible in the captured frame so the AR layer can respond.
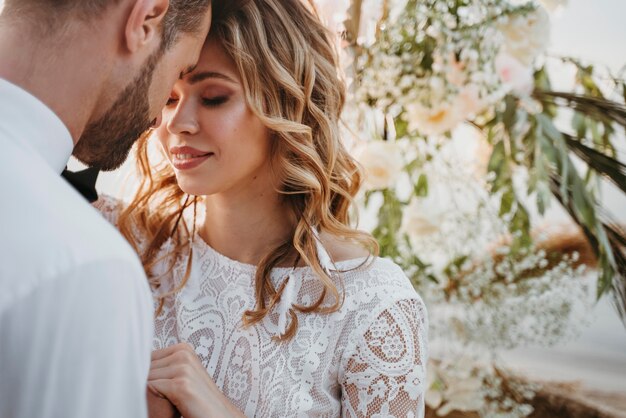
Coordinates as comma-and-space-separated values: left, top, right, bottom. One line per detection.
4, 0, 211, 49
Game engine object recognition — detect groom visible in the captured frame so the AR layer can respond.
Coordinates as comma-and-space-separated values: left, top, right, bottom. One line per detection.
0, 1, 212, 417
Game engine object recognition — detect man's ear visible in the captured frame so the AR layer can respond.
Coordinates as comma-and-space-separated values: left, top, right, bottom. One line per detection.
124, 0, 170, 54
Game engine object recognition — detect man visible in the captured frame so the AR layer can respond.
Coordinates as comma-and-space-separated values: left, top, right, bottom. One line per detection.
0, 1, 212, 417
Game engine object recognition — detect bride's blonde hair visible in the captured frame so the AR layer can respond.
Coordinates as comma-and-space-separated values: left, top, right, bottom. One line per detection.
118, 0, 378, 340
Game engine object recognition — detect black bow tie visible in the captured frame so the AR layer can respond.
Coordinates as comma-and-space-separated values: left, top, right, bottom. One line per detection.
61, 167, 100, 203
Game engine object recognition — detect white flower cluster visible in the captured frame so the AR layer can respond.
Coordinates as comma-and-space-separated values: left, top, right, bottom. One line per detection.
433, 248, 593, 350
352, 0, 552, 137
427, 359, 536, 417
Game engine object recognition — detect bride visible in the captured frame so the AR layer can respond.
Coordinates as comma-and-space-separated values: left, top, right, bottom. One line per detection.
97, 0, 428, 416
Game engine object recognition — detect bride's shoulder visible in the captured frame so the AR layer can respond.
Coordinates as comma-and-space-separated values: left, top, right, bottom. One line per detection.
93, 194, 150, 249
319, 232, 415, 295
93, 194, 125, 226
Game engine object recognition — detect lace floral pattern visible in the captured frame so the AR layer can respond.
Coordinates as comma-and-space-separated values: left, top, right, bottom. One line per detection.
95, 196, 428, 417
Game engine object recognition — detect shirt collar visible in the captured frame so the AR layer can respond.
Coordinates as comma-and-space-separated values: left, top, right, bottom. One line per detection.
0, 78, 73, 174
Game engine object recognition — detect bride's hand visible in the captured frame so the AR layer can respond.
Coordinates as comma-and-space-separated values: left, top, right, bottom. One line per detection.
148, 343, 245, 418
147, 387, 180, 418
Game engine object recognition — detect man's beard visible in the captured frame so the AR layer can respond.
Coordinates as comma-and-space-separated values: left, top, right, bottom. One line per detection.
73, 51, 162, 171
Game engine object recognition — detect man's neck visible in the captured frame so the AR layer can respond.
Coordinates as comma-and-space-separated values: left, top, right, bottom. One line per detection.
0, 19, 110, 144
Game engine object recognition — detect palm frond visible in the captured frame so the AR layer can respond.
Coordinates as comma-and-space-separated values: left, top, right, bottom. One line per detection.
564, 134, 626, 194
549, 175, 626, 323
535, 91, 626, 127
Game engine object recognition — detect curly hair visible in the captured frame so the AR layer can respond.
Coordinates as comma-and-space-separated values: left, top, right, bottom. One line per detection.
118, 0, 378, 340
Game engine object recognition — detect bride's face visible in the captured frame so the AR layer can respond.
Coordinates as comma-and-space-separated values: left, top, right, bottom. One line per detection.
154, 37, 273, 197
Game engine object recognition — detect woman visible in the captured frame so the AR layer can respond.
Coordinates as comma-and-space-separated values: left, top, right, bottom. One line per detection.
96, 0, 428, 416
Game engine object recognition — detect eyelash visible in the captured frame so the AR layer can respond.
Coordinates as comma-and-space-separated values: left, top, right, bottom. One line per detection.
165, 97, 229, 107
202, 97, 229, 107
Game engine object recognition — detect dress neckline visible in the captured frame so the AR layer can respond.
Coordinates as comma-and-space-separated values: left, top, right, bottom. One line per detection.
192, 231, 372, 275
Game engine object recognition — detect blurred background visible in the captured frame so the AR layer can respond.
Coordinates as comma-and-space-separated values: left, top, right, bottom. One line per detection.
2, 0, 621, 415
84, 0, 626, 416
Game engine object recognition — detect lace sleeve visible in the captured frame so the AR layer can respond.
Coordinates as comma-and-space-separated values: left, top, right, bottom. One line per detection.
92, 194, 124, 226
340, 296, 428, 418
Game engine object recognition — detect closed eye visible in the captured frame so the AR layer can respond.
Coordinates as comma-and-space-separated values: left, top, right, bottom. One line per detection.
202, 97, 229, 107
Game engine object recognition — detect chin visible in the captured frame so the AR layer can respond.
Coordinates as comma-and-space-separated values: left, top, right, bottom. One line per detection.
176, 177, 214, 197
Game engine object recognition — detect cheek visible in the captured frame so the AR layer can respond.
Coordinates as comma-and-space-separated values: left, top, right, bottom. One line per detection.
212, 109, 270, 165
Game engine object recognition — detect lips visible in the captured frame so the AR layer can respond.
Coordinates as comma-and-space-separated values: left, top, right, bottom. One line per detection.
170, 146, 214, 170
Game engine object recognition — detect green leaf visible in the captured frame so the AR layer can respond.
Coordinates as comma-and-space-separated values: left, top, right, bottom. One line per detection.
499, 189, 514, 216
487, 141, 511, 193
510, 203, 532, 252
536, 181, 551, 215
596, 226, 617, 267
503, 95, 518, 135
572, 112, 587, 139
538, 114, 571, 203
414, 174, 428, 197
571, 178, 595, 228
395, 118, 409, 139
531, 128, 552, 215
534, 67, 552, 91
596, 252, 614, 298
373, 189, 404, 259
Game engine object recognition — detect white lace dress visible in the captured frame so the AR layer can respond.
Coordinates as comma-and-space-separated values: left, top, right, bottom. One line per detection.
96, 196, 428, 417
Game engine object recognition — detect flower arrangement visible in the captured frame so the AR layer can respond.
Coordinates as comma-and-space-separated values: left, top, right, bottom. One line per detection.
314, 0, 625, 416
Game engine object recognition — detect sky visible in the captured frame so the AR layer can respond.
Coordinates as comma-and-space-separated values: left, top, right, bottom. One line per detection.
549, 0, 626, 73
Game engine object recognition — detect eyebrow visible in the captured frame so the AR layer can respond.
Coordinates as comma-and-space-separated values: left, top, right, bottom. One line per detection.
179, 64, 197, 80
187, 71, 237, 84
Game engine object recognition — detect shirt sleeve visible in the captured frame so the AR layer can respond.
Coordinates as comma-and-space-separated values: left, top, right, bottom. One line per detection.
0, 259, 153, 418
340, 296, 428, 418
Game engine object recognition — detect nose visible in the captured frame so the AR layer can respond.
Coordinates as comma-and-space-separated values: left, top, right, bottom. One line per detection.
167, 99, 200, 136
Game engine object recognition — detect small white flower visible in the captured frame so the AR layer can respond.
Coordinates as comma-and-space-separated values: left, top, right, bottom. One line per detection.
437, 376, 485, 415
499, 6, 551, 65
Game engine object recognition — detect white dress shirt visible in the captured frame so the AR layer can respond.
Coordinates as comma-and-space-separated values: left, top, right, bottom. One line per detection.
0, 78, 153, 418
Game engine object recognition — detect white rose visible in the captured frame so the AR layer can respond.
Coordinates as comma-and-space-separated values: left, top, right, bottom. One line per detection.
499, 6, 550, 65
495, 51, 534, 95
405, 101, 465, 137
354, 140, 403, 191
401, 197, 443, 239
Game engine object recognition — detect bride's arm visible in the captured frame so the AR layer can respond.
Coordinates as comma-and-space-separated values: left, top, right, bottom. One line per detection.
148, 343, 246, 418
340, 296, 429, 418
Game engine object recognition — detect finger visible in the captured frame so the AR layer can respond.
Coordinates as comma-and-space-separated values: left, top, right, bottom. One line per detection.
150, 347, 200, 371
147, 383, 167, 399
148, 364, 188, 382
151, 342, 195, 361
147, 379, 179, 404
